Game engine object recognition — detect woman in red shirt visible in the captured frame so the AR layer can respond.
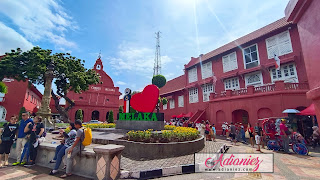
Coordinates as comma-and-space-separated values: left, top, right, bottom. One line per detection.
247, 123, 254, 148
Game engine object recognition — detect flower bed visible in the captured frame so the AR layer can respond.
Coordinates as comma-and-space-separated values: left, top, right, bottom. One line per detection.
126, 126, 199, 143
164, 125, 176, 130
84, 123, 115, 129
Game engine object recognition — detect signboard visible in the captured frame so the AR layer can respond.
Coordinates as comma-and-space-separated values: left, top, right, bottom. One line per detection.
117, 112, 164, 122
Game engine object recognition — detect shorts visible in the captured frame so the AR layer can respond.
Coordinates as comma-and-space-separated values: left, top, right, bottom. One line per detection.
205, 130, 209, 135
229, 133, 235, 140
249, 132, 254, 138
0, 140, 13, 154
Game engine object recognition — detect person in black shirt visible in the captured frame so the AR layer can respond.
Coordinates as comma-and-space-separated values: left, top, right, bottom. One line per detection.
0, 115, 19, 167
23, 116, 44, 167
254, 122, 264, 149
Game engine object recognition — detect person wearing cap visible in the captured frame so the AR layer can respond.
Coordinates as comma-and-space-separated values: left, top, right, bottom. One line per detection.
280, 119, 290, 153
60, 120, 85, 178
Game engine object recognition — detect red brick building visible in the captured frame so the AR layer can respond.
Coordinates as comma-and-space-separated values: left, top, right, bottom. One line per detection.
0, 77, 42, 121
67, 56, 121, 122
160, 18, 312, 133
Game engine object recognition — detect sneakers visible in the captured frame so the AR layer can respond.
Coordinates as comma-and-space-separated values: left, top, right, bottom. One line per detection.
12, 162, 20, 166
24, 162, 35, 167
20, 161, 27, 165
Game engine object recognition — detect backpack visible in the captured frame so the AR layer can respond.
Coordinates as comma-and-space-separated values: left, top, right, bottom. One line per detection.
82, 128, 92, 146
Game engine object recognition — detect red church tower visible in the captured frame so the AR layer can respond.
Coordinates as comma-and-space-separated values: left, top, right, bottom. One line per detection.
68, 55, 121, 122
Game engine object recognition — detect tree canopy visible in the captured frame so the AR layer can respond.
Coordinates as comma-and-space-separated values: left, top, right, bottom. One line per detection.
0, 47, 100, 122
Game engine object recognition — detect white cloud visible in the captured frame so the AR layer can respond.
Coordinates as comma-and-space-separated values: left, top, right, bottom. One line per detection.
107, 42, 173, 75
0, 0, 77, 50
116, 81, 127, 85
0, 22, 33, 54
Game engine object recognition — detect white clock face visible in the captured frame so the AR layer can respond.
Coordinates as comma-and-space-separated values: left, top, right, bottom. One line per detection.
96, 65, 101, 70
125, 88, 131, 95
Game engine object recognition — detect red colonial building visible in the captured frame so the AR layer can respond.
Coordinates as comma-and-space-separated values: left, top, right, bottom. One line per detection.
0, 77, 43, 121
160, 18, 312, 133
67, 56, 121, 122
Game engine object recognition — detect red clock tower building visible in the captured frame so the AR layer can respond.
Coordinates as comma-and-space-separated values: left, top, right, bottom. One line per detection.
67, 56, 121, 122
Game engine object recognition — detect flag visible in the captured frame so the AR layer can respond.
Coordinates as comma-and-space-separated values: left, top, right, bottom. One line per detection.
274, 54, 280, 70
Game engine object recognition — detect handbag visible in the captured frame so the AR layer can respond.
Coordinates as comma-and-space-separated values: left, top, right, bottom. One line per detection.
245, 131, 250, 138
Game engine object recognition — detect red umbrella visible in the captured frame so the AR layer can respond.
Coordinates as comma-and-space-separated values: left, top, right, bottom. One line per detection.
177, 113, 185, 118
184, 112, 194, 118
171, 115, 177, 118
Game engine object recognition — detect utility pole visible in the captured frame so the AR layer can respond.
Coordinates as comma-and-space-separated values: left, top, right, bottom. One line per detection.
153, 31, 161, 76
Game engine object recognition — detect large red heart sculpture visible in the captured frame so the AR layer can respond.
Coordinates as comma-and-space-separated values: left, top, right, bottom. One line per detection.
130, 84, 159, 113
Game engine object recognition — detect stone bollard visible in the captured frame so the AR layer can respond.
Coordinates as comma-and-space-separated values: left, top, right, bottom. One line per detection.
93, 144, 125, 180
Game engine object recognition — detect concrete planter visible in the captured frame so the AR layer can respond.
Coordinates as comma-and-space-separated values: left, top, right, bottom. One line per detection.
110, 135, 205, 160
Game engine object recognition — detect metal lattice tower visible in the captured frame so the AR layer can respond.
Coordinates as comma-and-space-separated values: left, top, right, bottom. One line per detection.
153, 31, 161, 76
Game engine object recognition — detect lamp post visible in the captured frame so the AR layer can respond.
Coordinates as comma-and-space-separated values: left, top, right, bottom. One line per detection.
37, 58, 55, 128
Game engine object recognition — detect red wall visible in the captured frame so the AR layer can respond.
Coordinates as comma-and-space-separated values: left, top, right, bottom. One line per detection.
285, 0, 320, 118
0, 79, 42, 120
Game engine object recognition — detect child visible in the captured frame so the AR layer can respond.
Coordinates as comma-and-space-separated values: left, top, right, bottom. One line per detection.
212, 124, 216, 141
255, 132, 261, 151
0, 115, 19, 167
24, 116, 44, 167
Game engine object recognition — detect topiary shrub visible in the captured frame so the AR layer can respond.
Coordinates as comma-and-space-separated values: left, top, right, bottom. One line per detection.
152, 75, 166, 89
0, 82, 8, 94
108, 110, 114, 123
75, 109, 83, 122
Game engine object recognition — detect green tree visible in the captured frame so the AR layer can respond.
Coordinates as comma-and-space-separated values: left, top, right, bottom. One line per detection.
75, 109, 83, 121
0, 82, 8, 94
108, 110, 114, 123
152, 75, 166, 88
18, 107, 26, 120
0, 47, 100, 122
119, 106, 123, 113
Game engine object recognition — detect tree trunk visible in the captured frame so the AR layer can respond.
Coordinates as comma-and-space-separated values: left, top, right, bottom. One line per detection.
51, 90, 75, 123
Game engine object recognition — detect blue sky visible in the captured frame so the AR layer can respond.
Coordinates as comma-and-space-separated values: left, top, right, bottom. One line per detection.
0, 0, 289, 100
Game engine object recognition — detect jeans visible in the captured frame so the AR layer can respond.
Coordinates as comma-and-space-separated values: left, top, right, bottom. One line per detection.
242, 135, 247, 143
281, 135, 290, 153
29, 141, 38, 162
54, 144, 68, 170
16, 138, 28, 162
65, 145, 84, 174
20, 141, 30, 163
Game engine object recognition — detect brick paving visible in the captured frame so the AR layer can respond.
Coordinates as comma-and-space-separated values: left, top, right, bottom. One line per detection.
121, 141, 224, 172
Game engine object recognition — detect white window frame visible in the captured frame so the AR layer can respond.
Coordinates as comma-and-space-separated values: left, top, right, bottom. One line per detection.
163, 103, 167, 110
188, 67, 198, 83
189, 87, 199, 104
169, 99, 175, 109
0, 106, 7, 121
266, 30, 293, 59
201, 61, 213, 79
245, 71, 263, 87
178, 95, 184, 107
242, 44, 260, 69
202, 83, 214, 102
222, 52, 238, 72
270, 63, 298, 83
224, 77, 240, 90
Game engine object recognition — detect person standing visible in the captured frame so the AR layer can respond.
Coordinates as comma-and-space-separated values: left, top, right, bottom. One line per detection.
240, 126, 247, 144
60, 120, 85, 178
255, 132, 261, 151
24, 116, 44, 167
13, 112, 33, 166
212, 124, 216, 141
247, 123, 254, 148
229, 122, 236, 145
205, 121, 210, 141
198, 120, 205, 138
254, 122, 264, 149
221, 122, 226, 136
280, 119, 290, 153
0, 115, 19, 167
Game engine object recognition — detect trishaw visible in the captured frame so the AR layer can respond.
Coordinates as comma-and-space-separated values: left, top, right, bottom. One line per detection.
260, 117, 308, 155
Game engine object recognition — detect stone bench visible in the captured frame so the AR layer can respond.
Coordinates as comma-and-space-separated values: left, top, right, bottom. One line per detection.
10, 143, 124, 180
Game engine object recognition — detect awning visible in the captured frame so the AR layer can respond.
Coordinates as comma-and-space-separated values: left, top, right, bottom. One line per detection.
298, 104, 316, 116
177, 113, 185, 118
184, 112, 194, 118
171, 115, 177, 118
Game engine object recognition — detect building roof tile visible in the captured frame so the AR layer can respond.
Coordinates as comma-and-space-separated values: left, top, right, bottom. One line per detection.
160, 75, 186, 96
